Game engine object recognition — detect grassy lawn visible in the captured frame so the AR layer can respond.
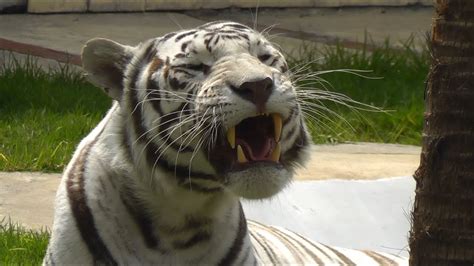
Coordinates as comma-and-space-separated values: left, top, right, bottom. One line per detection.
0, 58, 111, 172
0, 219, 49, 264
287, 39, 427, 145
0, 41, 428, 172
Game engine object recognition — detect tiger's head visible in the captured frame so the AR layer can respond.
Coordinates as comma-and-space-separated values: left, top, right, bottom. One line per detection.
82, 21, 310, 199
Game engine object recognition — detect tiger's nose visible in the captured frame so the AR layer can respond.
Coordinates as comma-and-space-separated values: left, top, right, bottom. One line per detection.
232, 77, 274, 113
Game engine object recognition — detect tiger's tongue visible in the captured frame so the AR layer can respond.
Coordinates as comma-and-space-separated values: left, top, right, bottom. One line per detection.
236, 138, 273, 161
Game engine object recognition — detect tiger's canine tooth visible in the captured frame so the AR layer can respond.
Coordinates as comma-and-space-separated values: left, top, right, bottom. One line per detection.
227, 127, 235, 149
237, 145, 248, 163
272, 113, 282, 142
271, 142, 281, 162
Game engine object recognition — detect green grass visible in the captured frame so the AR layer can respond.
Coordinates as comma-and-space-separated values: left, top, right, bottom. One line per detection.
0, 57, 111, 172
286, 38, 428, 145
0, 219, 49, 265
0, 39, 428, 172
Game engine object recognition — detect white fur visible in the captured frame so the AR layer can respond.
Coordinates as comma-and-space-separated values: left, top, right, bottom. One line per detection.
44, 21, 407, 265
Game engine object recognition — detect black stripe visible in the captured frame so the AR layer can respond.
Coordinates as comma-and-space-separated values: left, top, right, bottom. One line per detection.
253, 230, 280, 264
237, 33, 250, 40
143, 142, 217, 182
270, 57, 280, 67
221, 34, 245, 41
268, 228, 304, 264
177, 181, 223, 193
169, 77, 188, 90
122, 126, 134, 163
281, 124, 308, 174
282, 112, 297, 143
172, 63, 209, 73
248, 231, 264, 263
128, 52, 218, 183
97, 178, 108, 197
270, 55, 281, 66
67, 129, 117, 265
283, 108, 296, 125
215, 29, 245, 35
120, 185, 161, 250
173, 69, 195, 76
322, 244, 356, 265
161, 32, 177, 42
213, 35, 220, 45
274, 229, 325, 265
204, 37, 213, 53
236, 245, 252, 265
363, 250, 398, 265
291, 231, 337, 263
146, 78, 164, 116
172, 231, 211, 249
175, 30, 197, 42
157, 103, 194, 153
181, 41, 191, 52
258, 54, 271, 62
218, 204, 247, 266
174, 52, 186, 58
142, 40, 157, 63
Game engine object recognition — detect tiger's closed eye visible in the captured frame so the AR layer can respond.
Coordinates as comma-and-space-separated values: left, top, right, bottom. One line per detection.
258, 54, 272, 63
184, 63, 210, 74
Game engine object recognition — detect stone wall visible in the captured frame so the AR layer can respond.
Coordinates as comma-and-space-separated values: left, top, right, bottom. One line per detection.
25, 0, 433, 13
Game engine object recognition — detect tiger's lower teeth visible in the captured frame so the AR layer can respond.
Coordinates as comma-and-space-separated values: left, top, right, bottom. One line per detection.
237, 145, 248, 163
271, 142, 281, 162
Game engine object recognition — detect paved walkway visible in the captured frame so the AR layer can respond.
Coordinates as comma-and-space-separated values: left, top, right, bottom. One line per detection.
0, 143, 420, 229
0, 6, 433, 66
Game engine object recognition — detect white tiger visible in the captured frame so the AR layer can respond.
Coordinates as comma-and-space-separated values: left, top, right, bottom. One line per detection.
44, 21, 408, 265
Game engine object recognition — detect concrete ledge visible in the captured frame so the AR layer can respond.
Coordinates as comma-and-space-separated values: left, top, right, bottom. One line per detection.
297, 143, 419, 180
0, 172, 60, 229
89, 0, 145, 12
27, 0, 86, 13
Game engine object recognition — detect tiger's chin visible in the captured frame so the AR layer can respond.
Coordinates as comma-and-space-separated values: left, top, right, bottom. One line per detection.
226, 163, 292, 199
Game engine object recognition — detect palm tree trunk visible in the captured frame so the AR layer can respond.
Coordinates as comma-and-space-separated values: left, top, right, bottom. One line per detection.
409, 0, 474, 265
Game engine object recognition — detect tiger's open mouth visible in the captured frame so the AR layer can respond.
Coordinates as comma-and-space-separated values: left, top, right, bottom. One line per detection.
226, 113, 282, 166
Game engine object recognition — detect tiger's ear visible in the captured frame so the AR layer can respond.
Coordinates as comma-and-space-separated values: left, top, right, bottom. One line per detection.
81, 38, 134, 101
